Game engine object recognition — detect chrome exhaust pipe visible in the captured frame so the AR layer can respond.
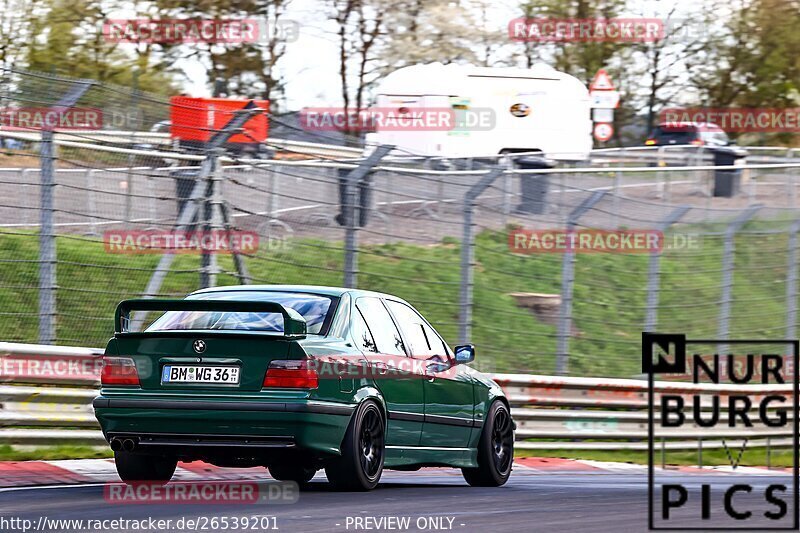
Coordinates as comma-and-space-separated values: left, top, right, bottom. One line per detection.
109, 438, 122, 451
121, 439, 136, 452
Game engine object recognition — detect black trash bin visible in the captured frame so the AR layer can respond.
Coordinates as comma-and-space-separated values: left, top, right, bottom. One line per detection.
711, 146, 747, 198
515, 156, 556, 214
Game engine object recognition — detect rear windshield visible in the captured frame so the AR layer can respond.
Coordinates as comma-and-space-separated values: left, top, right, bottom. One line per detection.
146, 291, 337, 335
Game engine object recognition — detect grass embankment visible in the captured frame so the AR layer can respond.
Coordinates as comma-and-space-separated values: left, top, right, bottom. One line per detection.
0, 445, 791, 467
0, 222, 793, 376
0, 445, 112, 461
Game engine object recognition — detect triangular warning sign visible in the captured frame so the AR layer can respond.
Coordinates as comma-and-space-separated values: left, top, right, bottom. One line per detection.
590, 69, 615, 91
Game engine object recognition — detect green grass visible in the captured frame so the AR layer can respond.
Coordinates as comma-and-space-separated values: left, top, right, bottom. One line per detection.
0, 444, 112, 461
515, 447, 795, 468
0, 220, 794, 376
0, 443, 789, 466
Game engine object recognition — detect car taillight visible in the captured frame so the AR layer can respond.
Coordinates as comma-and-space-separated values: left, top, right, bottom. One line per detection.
263, 360, 318, 389
101, 356, 140, 386
645, 139, 656, 145
691, 139, 704, 146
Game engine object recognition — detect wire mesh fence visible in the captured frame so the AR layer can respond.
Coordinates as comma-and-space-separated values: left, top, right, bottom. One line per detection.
3, 67, 800, 378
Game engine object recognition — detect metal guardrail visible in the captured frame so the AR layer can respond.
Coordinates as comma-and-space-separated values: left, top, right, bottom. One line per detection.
5, 127, 799, 165
494, 374, 794, 454
0, 343, 794, 455
0, 129, 365, 160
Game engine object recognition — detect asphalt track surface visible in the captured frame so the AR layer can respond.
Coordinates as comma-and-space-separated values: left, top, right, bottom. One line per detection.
0, 469, 796, 533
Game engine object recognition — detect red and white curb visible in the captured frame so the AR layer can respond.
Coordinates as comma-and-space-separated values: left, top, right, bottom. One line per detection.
514, 457, 793, 476
0, 458, 791, 488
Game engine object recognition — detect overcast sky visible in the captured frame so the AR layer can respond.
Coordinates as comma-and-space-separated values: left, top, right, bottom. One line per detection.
173, 0, 707, 111
178, 0, 527, 109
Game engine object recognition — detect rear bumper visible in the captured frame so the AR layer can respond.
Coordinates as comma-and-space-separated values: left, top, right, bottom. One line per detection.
94, 396, 354, 456
107, 432, 296, 451
93, 397, 353, 415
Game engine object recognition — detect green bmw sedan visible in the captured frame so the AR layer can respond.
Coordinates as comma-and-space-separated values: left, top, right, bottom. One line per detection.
94, 285, 515, 490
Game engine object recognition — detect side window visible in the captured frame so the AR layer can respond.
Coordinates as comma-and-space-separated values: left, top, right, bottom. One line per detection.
355, 297, 406, 355
351, 306, 377, 353
385, 300, 446, 357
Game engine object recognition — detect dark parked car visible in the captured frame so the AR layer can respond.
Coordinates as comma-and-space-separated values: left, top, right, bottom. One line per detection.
645, 122, 730, 147
94, 285, 514, 490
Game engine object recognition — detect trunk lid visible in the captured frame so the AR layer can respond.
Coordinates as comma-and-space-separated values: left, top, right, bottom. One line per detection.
114, 333, 307, 392
111, 299, 308, 393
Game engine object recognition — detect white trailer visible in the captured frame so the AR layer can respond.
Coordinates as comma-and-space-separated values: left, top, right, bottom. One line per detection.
365, 63, 592, 161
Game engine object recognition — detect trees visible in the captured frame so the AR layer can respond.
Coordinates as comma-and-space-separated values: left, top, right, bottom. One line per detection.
689, 0, 800, 109
146, 0, 296, 108
23, 0, 175, 94
327, 0, 485, 135
380, 0, 479, 69
3, 0, 799, 142
509, 0, 800, 145
0, 0, 44, 71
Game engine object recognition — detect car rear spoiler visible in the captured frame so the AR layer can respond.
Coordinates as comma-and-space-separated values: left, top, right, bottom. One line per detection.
114, 299, 307, 339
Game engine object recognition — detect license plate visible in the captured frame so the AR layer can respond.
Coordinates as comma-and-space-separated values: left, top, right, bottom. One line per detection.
161, 365, 240, 384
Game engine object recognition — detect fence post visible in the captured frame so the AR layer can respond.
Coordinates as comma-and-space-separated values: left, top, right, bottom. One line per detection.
205, 150, 225, 288
267, 165, 277, 222
22, 168, 35, 226
656, 146, 666, 199
644, 206, 690, 333
198, 157, 215, 290
459, 168, 505, 345
86, 169, 99, 236
612, 169, 621, 228
717, 205, 761, 354
785, 218, 800, 339
555, 190, 606, 375
147, 169, 157, 228
38, 130, 57, 345
342, 146, 394, 288
501, 155, 512, 227
124, 73, 140, 223
38, 79, 94, 345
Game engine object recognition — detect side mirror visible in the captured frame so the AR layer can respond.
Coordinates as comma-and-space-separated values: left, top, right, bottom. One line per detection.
454, 344, 475, 365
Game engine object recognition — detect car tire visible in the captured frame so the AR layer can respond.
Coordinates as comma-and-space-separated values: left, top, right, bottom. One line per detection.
269, 464, 317, 486
462, 401, 514, 487
325, 400, 385, 491
114, 451, 177, 484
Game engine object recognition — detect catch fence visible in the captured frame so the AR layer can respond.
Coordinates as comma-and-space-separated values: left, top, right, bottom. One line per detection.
2, 68, 800, 377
